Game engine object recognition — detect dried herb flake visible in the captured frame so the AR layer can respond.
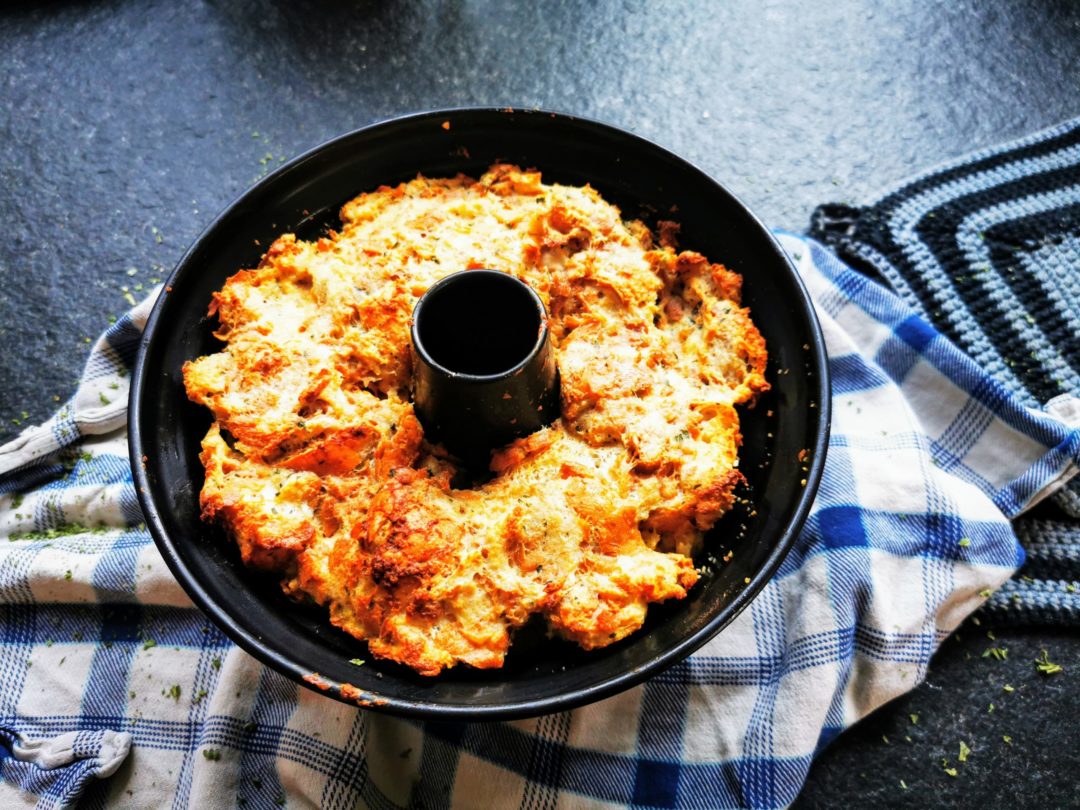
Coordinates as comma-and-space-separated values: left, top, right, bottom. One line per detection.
1035, 649, 1063, 676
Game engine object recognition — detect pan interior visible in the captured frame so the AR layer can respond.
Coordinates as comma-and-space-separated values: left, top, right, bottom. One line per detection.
130, 109, 828, 719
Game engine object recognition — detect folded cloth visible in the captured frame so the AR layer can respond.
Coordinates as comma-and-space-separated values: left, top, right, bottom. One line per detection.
0, 729, 130, 810
809, 116, 1080, 625
1, 226, 1077, 809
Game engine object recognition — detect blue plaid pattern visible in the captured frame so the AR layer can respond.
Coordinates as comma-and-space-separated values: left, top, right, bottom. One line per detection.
809, 117, 1080, 626
1, 234, 1077, 809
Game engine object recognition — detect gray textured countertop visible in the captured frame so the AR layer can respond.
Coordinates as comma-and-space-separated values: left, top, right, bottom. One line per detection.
2, 1, 1078, 806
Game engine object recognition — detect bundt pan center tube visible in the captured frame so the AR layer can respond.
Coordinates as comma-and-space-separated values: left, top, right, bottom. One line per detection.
411, 269, 560, 472
129, 107, 830, 720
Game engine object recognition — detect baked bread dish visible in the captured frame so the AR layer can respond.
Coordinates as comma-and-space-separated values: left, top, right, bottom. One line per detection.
183, 164, 768, 676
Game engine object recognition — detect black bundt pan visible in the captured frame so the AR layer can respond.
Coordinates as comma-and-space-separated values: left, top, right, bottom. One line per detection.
130, 108, 830, 720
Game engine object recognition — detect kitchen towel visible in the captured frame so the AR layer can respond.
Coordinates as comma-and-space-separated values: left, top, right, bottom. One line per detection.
1, 120, 1079, 809
809, 116, 1080, 625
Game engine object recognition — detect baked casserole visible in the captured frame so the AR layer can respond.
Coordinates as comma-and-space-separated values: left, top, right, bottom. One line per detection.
183, 164, 768, 676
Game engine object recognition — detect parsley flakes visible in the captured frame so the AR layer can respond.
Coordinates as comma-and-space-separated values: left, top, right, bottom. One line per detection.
1035, 649, 1063, 676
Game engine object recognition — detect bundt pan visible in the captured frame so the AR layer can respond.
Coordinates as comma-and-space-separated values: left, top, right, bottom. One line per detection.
129, 108, 830, 720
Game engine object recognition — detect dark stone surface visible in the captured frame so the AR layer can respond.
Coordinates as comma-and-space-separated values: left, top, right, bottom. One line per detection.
1, 0, 1078, 805
794, 620, 1080, 809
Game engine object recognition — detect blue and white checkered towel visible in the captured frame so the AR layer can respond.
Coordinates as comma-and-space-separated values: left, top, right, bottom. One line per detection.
1, 232, 1078, 810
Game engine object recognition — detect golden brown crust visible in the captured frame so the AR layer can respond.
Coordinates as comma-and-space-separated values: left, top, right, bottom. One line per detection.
184, 164, 768, 675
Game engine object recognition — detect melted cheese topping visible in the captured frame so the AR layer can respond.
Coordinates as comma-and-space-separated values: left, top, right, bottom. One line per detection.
184, 165, 768, 676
